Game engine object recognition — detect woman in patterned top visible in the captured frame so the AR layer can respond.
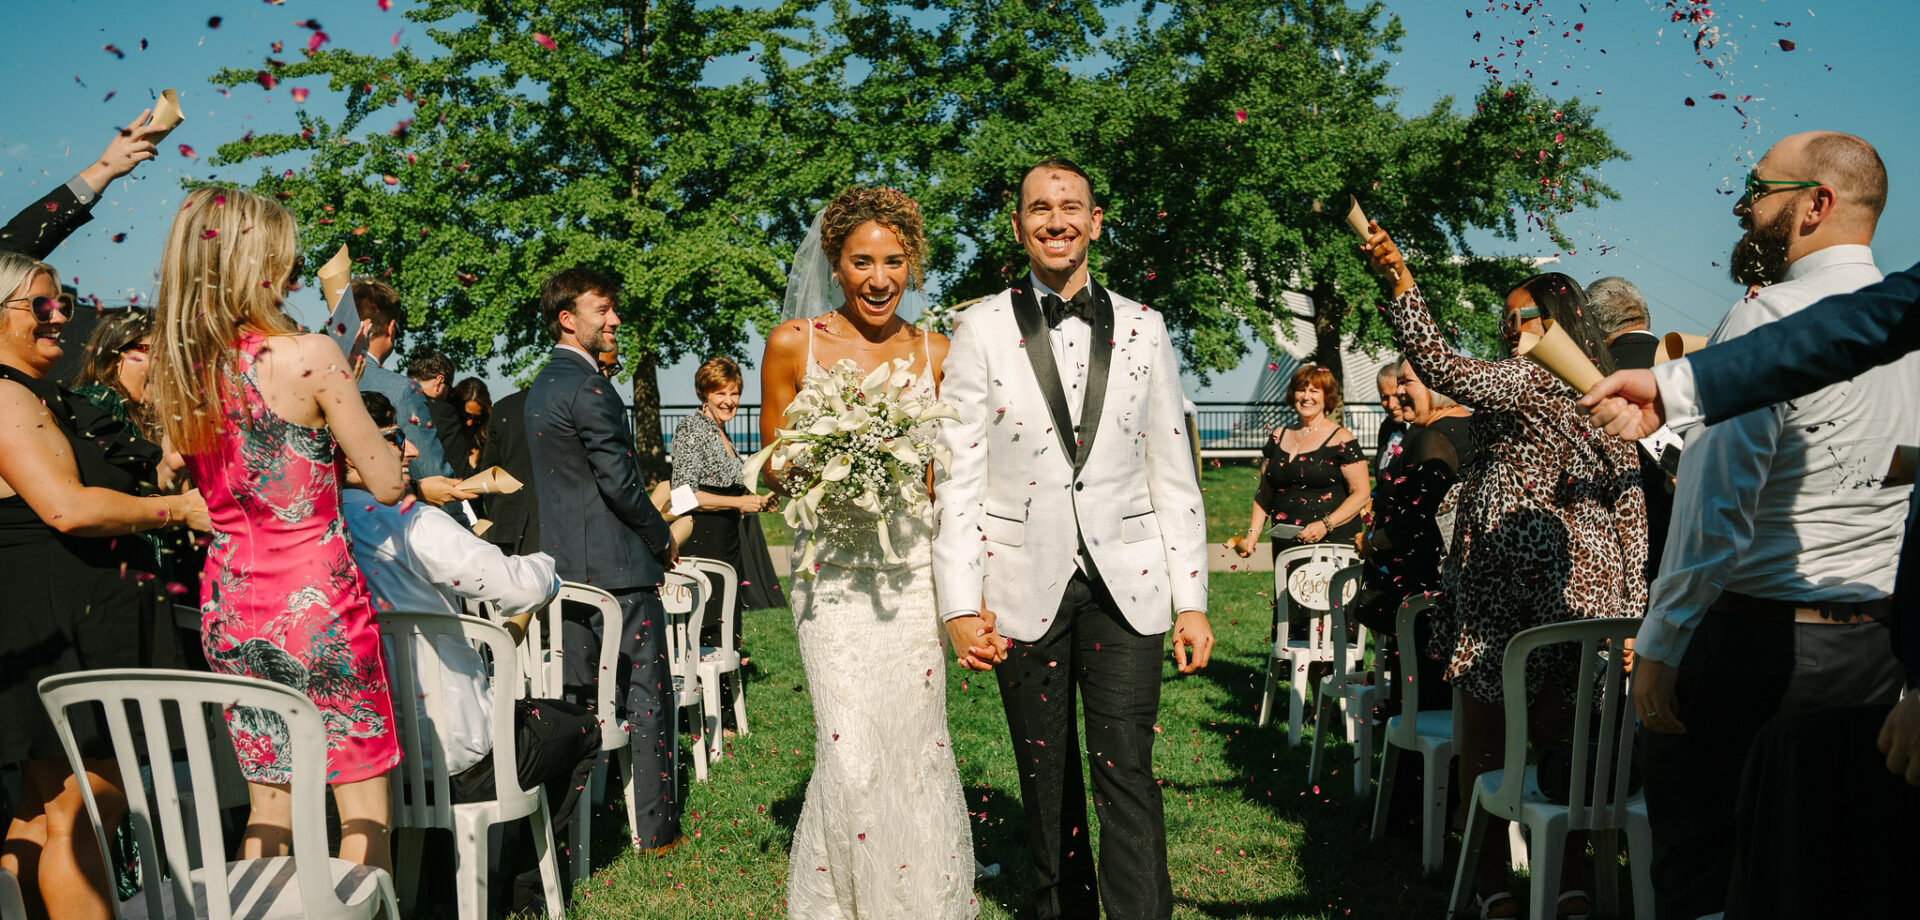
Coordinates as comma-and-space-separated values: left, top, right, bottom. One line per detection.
149, 187, 409, 872
1364, 224, 1645, 920
672, 357, 780, 729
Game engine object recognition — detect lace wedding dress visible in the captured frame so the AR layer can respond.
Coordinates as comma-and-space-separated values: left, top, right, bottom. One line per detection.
784, 335, 977, 919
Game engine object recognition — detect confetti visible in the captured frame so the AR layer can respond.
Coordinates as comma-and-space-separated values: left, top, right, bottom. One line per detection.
533, 32, 558, 50
291, 87, 309, 103
178, 143, 197, 158
207, 16, 222, 28
307, 31, 330, 53
103, 44, 125, 59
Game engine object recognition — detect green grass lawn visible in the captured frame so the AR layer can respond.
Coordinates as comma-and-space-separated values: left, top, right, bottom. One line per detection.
553, 571, 1461, 920
762, 461, 1267, 549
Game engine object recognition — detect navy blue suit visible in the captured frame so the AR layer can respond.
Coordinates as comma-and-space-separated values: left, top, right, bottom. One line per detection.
525, 345, 679, 845
1, 179, 96, 259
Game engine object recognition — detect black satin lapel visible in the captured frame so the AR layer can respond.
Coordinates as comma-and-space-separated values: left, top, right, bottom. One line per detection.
1072, 282, 1115, 472
1013, 285, 1080, 463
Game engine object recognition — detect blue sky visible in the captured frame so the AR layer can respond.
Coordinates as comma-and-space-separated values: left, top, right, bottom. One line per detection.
3, 1, 1916, 405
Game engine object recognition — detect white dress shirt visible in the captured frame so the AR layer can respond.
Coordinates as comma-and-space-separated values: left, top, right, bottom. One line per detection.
1639, 244, 1920, 664
1031, 273, 1091, 427
344, 489, 562, 774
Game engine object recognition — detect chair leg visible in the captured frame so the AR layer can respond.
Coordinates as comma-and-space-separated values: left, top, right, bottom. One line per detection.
528, 791, 566, 920
1258, 656, 1279, 729
570, 766, 594, 885
1508, 821, 1530, 872
617, 744, 645, 850
1287, 663, 1309, 746
1424, 746, 1453, 876
1523, 818, 1564, 920
690, 701, 710, 783
453, 812, 489, 920
701, 668, 725, 762
1351, 701, 1373, 797
1447, 787, 1492, 919
1369, 741, 1400, 843
730, 669, 749, 736
1307, 684, 1332, 785
1626, 814, 1656, 920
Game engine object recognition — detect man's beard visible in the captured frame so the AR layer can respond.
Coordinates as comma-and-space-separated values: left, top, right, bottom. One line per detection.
1729, 207, 1795, 288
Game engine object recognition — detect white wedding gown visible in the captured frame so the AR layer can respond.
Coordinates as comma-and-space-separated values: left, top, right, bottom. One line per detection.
785, 344, 977, 919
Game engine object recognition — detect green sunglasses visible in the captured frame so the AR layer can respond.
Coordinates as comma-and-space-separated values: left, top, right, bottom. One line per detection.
1742, 170, 1823, 205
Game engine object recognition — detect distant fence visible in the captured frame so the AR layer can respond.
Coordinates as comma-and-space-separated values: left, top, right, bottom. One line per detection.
653, 401, 1388, 460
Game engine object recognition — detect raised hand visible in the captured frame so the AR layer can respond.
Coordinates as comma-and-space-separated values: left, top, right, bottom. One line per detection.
1359, 221, 1416, 297
79, 109, 166, 192
1577, 369, 1667, 440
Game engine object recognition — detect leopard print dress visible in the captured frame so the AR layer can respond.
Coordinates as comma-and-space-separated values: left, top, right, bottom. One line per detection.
1384, 286, 1646, 704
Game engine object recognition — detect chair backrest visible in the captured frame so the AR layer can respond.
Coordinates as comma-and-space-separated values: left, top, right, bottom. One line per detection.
521, 582, 625, 751
1271, 544, 1360, 644
37, 669, 360, 920
378, 612, 535, 829
1489, 618, 1641, 830
679, 555, 739, 653
1391, 592, 1440, 717
661, 569, 707, 705
1320, 563, 1370, 679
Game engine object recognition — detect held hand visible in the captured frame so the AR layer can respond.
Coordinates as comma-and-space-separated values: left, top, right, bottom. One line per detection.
1878, 693, 1920, 785
1576, 370, 1667, 440
1633, 657, 1685, 734
178, 489, 212, 532
1359, 221, 1416, 297
417, 476, 479, 507
1171, 610, 1214, 674
945, 614, 1008, 671
1299, 521, 1329, 544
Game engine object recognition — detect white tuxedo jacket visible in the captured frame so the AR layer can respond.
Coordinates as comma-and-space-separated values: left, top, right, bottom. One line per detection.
931, 280, 1208, 642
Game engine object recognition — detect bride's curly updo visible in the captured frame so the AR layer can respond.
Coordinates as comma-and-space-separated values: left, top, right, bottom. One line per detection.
819, 186, 927, 289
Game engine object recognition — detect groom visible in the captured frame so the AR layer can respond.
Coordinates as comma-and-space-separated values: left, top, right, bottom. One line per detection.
933, 156, 1213, 920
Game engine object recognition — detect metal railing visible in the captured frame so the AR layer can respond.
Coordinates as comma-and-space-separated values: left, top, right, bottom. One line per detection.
653, 401, 1388, 458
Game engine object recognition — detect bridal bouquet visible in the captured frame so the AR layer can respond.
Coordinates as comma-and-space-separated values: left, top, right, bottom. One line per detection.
742, 356, 958, 577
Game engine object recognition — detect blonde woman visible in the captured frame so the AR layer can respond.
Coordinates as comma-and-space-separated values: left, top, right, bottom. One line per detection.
149, 187, 407, 871
0, 252, 209, 920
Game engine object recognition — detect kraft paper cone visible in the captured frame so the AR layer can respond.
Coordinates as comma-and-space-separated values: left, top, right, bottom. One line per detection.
324, 285, 369, 363
317, 244, 352, 310
1657, 332, 1709, 365
457, 467, 523, 495
145, 89, 185, 139
1517, 319, 1605, 393
1343, 194, 1371, 238
471, 519, 494, 538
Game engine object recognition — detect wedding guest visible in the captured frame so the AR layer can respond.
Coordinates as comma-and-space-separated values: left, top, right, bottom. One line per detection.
1365, 229, 1645, 920
1, 108, 168, 258
404, 347, 462, 465
525, 266, 681, 852
671, 357, 781, 731
448, 376, 490, 479
1588, 276, 1657, 369
349, 279, 472, 507
69, 308, 157, 441
0, 252, 208, 920
150, 187, 409, 872
1629, 131, 1910, 920
343, 392, 598, 915
1373, 362, 1408, 476
1235, 365, 1368, 560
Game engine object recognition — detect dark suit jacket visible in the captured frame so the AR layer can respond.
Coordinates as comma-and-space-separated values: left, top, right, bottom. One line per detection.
1607, 329, 1661, 371
478, 388, 540, 556
526, 347, 672, 591
1, 181, 95, 259
1682, 261, 1920, 688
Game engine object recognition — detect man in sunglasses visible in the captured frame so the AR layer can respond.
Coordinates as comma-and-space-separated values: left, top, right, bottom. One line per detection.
1, 107, 169, 258
1621, 130, 1918, 920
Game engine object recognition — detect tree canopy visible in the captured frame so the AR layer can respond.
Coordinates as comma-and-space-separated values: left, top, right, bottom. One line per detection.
204, 0, 1626, 471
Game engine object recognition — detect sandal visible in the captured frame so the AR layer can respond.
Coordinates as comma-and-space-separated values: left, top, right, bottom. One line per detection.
1473, 891, 1517, 920
1557, 889, 1592, 920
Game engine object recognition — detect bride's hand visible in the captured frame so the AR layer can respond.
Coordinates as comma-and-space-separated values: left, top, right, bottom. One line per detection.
946, 613, 1008, 671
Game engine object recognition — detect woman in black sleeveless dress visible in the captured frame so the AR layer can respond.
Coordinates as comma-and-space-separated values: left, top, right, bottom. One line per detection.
1236, 365, 1371, 560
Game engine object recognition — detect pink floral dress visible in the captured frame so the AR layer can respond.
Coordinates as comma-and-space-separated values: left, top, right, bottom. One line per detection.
187, 330, 401, 785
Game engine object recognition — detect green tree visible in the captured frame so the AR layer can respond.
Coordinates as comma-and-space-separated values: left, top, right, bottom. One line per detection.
206, 0, 848, 476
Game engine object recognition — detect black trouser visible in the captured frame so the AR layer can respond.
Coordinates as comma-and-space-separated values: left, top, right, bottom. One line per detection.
445, 697, 599, 912
560, 585, 680, 847
996, 569, 1172, 920
1640, 610, 1902, 919
1722, 703, 1920, 919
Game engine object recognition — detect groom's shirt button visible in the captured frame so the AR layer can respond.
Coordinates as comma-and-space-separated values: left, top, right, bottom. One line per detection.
1075, 482, 1085, 491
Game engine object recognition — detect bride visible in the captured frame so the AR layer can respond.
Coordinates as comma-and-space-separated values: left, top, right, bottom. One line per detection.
758, 186, 988, 919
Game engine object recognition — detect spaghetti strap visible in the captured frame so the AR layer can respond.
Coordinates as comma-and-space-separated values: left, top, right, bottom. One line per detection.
805, 320, 816, 370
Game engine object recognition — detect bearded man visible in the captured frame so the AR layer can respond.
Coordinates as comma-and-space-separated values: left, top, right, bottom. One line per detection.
1632, 131, 1919, 920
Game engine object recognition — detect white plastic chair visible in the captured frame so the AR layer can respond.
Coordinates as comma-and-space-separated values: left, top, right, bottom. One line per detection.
681, 555, 749, 752
380, 612, 564, 920
36, 668, 400, 920
1, 867, 25, 920
1446, 619, 1654, 920
1306, 563, 1378, 793
1368, 592, 1458, 875
661, 568, 714, 798
1258, 543, 1361, 743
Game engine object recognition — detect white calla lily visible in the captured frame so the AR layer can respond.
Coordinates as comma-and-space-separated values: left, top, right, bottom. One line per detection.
807, 415, 841, 436
835, 405, 872, 432
928, 442, 953, 474
885, 438, 922, 466
877, 518, 904, 564
916, 400, 961, 424
860, 362, 892, 394
740, 443, 777, 493
853, 489, 881, 513
821, 454, 854, 482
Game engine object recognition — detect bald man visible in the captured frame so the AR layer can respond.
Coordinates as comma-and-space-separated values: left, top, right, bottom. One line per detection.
1632, 131, 1917, 920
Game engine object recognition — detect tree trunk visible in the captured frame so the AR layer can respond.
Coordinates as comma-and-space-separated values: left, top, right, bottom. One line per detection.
630, 347, 669, 481
1310, 278, 1347, 396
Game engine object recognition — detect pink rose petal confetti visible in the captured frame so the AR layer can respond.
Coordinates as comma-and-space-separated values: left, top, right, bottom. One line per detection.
291, 87, 309, 103
533, 32, 558, 50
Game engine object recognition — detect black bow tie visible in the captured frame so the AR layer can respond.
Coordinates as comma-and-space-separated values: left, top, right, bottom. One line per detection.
1042, 288, 1096, 328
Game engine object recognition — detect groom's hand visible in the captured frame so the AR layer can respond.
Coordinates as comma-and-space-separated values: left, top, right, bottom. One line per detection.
1170, 610, 1214, 674
946, 613, 1009, 671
